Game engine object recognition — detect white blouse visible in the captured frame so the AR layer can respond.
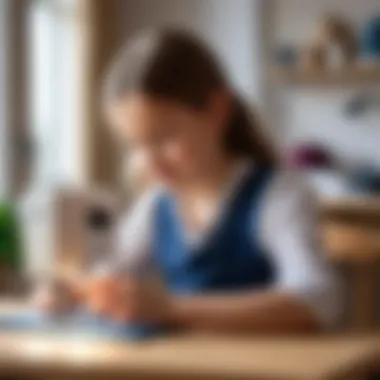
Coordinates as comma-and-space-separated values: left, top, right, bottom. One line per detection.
115, 166, 343, 329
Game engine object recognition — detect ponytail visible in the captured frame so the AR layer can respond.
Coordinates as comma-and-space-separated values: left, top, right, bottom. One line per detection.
224, 96, 278, 167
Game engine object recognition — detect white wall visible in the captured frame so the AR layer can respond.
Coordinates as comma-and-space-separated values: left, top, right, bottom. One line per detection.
272, 0, 380, 169
122, 0, 265, 105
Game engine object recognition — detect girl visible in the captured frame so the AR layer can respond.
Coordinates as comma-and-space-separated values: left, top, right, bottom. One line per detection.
38, 29, 342, 334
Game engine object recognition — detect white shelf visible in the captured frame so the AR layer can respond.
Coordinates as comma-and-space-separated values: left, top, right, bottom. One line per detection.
271, 64, 380, 86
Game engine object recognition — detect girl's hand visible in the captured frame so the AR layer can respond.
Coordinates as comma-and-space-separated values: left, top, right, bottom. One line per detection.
112, 277, 174, 324
85, 274, 174, 324
83, 274, 119, 316
32, 277, 80, 315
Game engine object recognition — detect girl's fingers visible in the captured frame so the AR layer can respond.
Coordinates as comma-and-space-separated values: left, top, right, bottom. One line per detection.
82, 275, 147, 321
109, 279, 144, 322
84, 276, 134, 315
109, 304, 135, 323
87, 297, 109, 315
83, 276, 115, 314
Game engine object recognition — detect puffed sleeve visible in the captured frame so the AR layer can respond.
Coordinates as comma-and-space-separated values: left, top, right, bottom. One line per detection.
257, 170, 344, 329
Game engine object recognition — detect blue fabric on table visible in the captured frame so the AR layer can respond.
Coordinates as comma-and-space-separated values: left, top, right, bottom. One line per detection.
0, 309, 163, 341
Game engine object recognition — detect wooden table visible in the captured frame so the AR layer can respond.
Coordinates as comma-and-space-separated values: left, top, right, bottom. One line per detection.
0, 303, 378, 380
0, 331, 378, 380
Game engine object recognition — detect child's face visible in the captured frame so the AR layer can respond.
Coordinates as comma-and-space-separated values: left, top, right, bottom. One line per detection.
107, 93, 229, 187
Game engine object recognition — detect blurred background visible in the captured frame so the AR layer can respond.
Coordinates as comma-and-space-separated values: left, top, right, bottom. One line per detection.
1, 0, 380, 330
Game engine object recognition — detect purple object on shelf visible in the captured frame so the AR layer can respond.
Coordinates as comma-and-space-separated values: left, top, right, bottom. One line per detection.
288, 144, 334, 169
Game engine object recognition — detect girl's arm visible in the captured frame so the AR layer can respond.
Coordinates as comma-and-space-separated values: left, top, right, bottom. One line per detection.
169, 290, 319, 334
168, 171, 342, 334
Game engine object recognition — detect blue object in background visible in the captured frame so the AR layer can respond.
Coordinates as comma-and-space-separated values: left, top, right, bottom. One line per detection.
348, 166, 380, 194
274, 45, 298, 67
0, 309, 164, 341
361, 15, 380, 59
343, 92, 373, 118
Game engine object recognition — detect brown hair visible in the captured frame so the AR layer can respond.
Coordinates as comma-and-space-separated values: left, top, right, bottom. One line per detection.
104, 29, 277, 167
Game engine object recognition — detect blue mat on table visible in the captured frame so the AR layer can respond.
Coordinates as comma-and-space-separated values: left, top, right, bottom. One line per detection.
0, 310, 164, 341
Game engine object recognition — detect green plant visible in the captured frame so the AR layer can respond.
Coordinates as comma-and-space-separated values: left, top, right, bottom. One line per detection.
0, 201, 22, 272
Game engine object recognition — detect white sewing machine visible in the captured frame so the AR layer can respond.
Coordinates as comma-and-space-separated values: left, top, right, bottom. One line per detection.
19, 188, 120, 276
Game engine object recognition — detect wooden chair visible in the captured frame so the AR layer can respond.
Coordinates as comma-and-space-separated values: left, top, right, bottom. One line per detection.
321, 198, 380, 331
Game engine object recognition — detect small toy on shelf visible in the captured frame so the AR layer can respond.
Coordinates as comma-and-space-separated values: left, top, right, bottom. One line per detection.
274, 45, 298, 68
299, 14, 358, 71
299, 41, 326, 71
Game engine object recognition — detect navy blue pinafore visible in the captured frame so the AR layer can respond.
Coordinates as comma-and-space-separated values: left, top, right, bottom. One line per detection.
153, 166, 275, 294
